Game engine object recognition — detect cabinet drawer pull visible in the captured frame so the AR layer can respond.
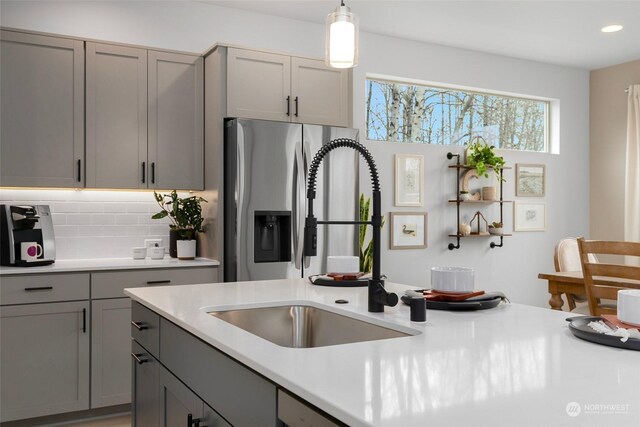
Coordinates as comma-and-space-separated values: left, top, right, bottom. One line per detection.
294, 96, 299, 117
82, 308, 87, 333
24, 286, 53, 291
151, 162, 156, 184
142, 162, 146, 184
146, 280, 171, 285
131, 321, 148, 331
131, 353, 147, 365
77, 159, 82, 182
187, 413, 201, 427
286, 95, 291, 116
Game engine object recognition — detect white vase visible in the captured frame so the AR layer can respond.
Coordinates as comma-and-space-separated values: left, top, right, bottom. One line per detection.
176, 240, 196, 260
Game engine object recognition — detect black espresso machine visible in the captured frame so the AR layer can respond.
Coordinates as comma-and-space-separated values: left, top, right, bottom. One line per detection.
0, 205, 56, 266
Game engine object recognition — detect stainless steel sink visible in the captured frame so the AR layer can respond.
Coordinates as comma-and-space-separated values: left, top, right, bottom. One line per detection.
208, 304, 412, 348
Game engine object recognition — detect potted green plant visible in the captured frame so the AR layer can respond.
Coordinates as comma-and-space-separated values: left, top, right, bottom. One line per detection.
488, 221, 504, 236
152, 190, 207, 259
465, 136, 506, 181
359, 194, 384, 273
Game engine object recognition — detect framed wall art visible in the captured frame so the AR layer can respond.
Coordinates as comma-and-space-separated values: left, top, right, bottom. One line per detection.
389, 212, 428, 249
516, 164, 545, 197
395, 154, 424, 206
514, 201, 546, 231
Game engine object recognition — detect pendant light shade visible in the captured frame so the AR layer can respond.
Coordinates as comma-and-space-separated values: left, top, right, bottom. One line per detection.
325, 1, 359, 68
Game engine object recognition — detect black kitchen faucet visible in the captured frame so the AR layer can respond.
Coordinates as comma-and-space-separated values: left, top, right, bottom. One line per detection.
304, 138, 398, 312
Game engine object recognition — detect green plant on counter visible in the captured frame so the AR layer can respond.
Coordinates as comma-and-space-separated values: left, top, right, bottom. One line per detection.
152, 190, 207, 240
466, 136, 506, 181
359, 194, 385, 273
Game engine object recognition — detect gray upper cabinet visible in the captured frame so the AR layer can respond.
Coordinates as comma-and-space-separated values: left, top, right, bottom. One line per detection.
227, 48, 291, 122
148, 51, 204, 190
0, 30, 84, 188
226, 47, 351, 127
86, 42, 148, 189
291, 57, 350, 127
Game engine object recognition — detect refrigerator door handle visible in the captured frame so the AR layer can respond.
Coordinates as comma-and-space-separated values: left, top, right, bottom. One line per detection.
293, 142, 305, 270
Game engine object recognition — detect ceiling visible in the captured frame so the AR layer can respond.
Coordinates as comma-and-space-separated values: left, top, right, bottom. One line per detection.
207, 0, 640, 70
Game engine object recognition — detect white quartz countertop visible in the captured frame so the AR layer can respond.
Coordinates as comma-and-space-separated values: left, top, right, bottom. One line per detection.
0, 257, 219, 275
125, 279, 640, 427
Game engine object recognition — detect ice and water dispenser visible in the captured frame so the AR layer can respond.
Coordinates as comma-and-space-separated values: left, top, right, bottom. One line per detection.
254, 211, 291, 263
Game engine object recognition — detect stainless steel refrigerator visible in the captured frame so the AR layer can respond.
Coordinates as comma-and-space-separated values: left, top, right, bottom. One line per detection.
224, 118, 359, 282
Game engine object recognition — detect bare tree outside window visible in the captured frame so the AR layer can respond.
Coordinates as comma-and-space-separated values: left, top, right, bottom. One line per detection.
366, 79, 548, 152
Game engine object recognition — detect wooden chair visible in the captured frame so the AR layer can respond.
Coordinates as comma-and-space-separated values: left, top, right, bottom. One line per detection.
554, 237, 597, 310
577, 238, 640, 316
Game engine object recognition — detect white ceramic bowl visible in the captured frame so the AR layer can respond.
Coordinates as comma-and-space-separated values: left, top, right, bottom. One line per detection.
618, 289, 640, 327
327, 256, 359, 274
132, 247, 146, 260
148, 247, 165, 260
431, 267, 474, 293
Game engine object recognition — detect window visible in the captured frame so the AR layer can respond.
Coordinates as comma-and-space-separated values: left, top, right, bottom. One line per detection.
366, 78, 549, 152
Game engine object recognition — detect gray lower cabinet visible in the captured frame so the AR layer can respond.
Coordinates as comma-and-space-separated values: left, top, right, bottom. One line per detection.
0, 301, 90, 422
0, 30, 84, 188
131, 341, 160, 427
160, 318, 278, 426
91, 298, 132, 408
160, 365, 230, 427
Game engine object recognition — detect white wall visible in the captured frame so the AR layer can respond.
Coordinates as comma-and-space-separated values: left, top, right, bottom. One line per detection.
1, 1, 590, 307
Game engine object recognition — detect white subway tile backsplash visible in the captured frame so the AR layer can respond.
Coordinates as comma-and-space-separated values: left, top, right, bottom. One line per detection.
77, 226, 105, 237
51, 213, 66, 225
55, 225, 78, 237
91, 214, 116, 225
127, 203, 152, 213
115, 215, 139, 225
66, 214, 92, 225
2, 189, 174, 259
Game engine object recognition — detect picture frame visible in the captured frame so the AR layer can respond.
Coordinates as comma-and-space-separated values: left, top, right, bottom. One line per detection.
389, 212, 428, 249
514, 202, 546, 231
395, 154, 424, 206
516, 163, 545, 197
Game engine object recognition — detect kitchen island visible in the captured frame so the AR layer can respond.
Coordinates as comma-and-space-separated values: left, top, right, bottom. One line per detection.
125, 279, 640, 427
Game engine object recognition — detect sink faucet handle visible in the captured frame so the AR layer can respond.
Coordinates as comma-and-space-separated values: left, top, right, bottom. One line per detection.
369, 279, 398, 310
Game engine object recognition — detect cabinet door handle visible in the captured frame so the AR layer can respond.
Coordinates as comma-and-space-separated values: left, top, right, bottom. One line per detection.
294, 96, 299, 117
187, 413, 201, 427
77, 159, 82, 182
131, 321, 148, 331
82, 308, 87, 333
131, 353, 147, 365
151, 162, 155, 184
24, 286, 53, 291
146, 280, 171, 285
142, 162, 146, 184
286, 95, 291, 116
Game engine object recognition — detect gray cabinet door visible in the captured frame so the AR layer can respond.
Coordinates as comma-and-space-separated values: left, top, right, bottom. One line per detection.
91, 298, 131, 408
0, 301, 90, 422
148, 51, 204, 191
131, 341, 160, 427
0, 30, 84, 188
160, 366, 203, 427
291, 57, 350, 127
159, 366, 230, 427
86, 42, 148, 188
227, 48, 291, 122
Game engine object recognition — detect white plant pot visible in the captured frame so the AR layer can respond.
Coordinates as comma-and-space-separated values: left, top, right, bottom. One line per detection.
177, 240, 196, 260
431, 267, 475, 292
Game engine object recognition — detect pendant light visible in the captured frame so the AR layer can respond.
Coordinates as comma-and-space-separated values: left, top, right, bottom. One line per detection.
325, 0, 359, 68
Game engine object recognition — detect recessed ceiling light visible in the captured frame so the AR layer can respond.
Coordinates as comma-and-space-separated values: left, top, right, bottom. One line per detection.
601, 25, 623, 33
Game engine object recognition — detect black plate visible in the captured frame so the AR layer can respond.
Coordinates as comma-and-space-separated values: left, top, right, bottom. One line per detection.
308, 275, 368, 287
568, 316, 640, 351
401, 294, 504, 311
